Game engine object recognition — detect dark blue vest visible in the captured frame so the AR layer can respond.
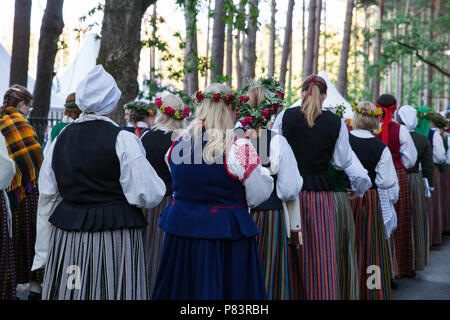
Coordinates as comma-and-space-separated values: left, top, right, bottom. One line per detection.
158, 134, 260, 239
50, 120, 147, 231
282, 108, 341, 191
349, 134, 386, 189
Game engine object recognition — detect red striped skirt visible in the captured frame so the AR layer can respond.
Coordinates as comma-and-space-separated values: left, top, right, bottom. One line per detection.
351, 189, 392, 300
297, 191, 339, 300
392, 167, 413, 277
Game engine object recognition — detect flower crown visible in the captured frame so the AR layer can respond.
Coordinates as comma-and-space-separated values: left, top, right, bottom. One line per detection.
352, 103, 383, 117
64, 102, 78, 109
155, 97, 190, 120
192, 90, 249, 107
237, 78, 285, 129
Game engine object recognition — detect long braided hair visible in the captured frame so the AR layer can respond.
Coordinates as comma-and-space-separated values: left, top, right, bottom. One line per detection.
2, 84, 33, 112
301, 75, 327, 128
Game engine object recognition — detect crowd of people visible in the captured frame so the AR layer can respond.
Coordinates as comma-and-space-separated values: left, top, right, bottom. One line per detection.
0, 65, 449, 300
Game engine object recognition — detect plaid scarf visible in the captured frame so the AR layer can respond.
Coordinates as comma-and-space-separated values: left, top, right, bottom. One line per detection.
0, 106, 42, 204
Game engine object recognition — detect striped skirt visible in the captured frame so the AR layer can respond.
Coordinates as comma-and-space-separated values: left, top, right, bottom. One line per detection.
351, 189, 391, 300
408, 172, 429, 271
333, 192, 359, 300
142, 195, 172, 297
430, 166, 442, 246
392, 167, 413, 277
42, 227, 148, 300
251, 209, 292, 300
0, 193, 16, 300
440, 166, 450, 233
11, 186, 43, 285
297, 191, 339, 300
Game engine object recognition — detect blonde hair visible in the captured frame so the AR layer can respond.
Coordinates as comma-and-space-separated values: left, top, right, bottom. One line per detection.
301, 75, 327, 128
248, 86, 266, 110
185, 83, 236, 163
352, 101, 380, 133
154, 93, 187, 131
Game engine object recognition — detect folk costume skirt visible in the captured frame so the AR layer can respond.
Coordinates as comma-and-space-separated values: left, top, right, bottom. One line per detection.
333, 192, 359, 300
296, 191, 339, 300
392, 168, 413, 277
251, 209, 292, 300
151, 233, 267, 300
143, 195, 172, 297
351, 189, 391, 300
408, 172, 429, 271
440, 166, 450, 233
430, 166, 442, 246
42, 227, 148, 300
0, 192, 16, 300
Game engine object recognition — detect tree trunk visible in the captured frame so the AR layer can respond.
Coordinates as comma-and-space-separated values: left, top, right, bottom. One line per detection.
97, 0, 155, 125
210, 0, 225, 83
419, 9, 425, 106
226, 22, 233, 86
336, 0, 354, 99
323, 0, 326, 72
235, 31, 242, 89
407, 54, 413, 104
426, 0, 436, 109
204, 0, 211, 88
280, 0, 295, 90
312, 0, 322, 74
301, 0, 306, 78
10, 0, 32, 87
268, 0, 276, 78
29, 0, 64, 144
363, 5, 371, 96
242, 0, 259, 85
184, 0, 199, 96
371, 0, 384, 99
303, 0, 316, 77
150, 4, 157, 79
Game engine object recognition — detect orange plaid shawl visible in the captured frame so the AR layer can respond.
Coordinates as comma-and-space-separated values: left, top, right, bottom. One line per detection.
0, 106, 42, 203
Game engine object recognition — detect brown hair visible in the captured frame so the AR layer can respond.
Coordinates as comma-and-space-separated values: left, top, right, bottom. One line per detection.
301, 75, 327, 128
248, 86, 266, 110
2, 84, 33, 109
64, 92, 82, 120
352, 101, 380, 133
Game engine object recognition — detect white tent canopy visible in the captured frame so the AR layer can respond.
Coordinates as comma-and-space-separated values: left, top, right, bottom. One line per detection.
54, 33, 101, 97
0, 43, 65, 109
290, 70, 354, 119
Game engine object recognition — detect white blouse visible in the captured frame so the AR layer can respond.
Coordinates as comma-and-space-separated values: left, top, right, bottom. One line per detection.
430, 128, 446, 164
273, 109, 352, 171
0, 133, 15, 190
344, 151, 372, 197
398, 124, 418, 169
43, 116, 74, 158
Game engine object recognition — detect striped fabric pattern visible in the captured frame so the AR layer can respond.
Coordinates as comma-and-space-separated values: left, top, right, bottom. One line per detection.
408, 172, 429, 271
42, 227, 148, 300
251, 209, 291, 300
393, 167, 413, 277
430, 166, 442, 246
351, 189, 392, 300
333, 192, 359, 300
297, 191, 339, 300
142, 195, 172, 297
0, 193, 16, 300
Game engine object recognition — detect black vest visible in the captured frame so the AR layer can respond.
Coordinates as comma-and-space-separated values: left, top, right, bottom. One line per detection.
282, 108, 341, 191
141, 129, 174, 196
349, 134, 386, 189
50, 120, 147, 231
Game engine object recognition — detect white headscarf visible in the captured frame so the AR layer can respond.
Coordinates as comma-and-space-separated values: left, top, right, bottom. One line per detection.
75, 65, 121, 116
397, 105, 417, 132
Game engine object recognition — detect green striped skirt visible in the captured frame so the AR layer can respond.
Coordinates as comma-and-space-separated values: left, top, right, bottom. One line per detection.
333, 192, 359, 300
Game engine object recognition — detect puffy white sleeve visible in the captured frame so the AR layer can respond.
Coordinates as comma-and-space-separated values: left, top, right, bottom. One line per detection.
344, 150, 372, 197
447, 145, 450, 165
271, 109, 287, 135
270, 134, 302, 201
375, 147, 398, 190
116, 130, 166, 209
331, 119, 352, 170
432, 130, 446, 164
226, 138, 274, 208
0, 133, 15, 190
399, 125, 418, 169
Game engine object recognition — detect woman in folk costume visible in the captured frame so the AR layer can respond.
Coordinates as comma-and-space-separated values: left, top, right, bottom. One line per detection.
0, 85, 43, 299
273, 75, 354, 300
396, 105, 433, 271
235, 78, 303, 300
33, 65, 166, 300
0, 132, 16, 299
152, 83, 272, 300
43, 93, 82, 157
415, 107, 446, 246
140, 93, 189, 297
121, 101, 156, 138
349, 102, 398, 300
375, 94, 417, 279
